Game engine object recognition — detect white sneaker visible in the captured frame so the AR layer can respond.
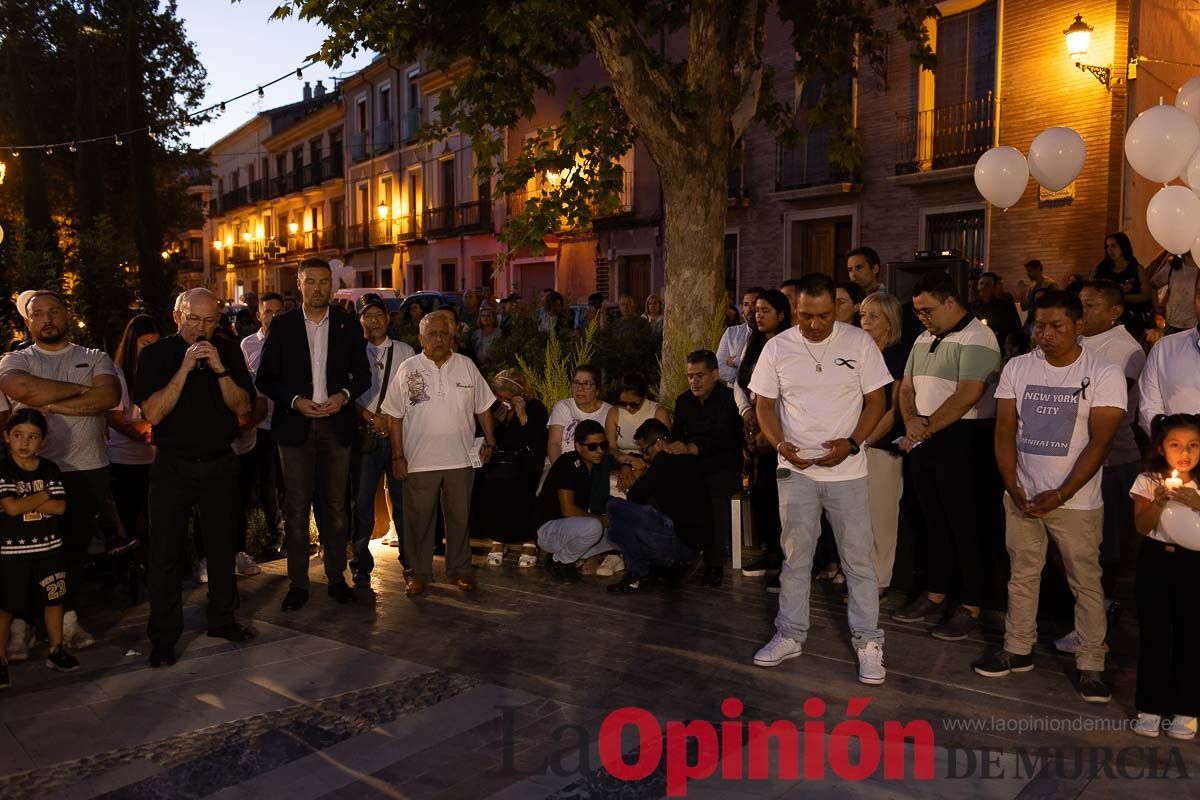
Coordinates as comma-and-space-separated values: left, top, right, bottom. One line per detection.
381, 527, 399, 547
1134, 712, 1162, 738
196, 558, 209, 584
596, 554, 625, 577
63, 610, 96, 649
6, 619, 31, 662
1054, 630, 1081, 654
1167, 715, 1198, 740
857, 641, 886, 685
235, 552, 261, 577
753, 632, 803, 667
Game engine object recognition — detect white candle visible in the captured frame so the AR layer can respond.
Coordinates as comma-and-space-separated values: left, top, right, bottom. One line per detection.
980, 318, 989, 326
1164, 469, 1183, 490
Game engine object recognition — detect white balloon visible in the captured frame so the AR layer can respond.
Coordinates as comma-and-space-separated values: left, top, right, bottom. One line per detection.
1125, 104, 1200, 184
1178, 76, 1200, 129
1146, 185, 1200, 255
1028, 127, 1086, 191
1184, 147, 1200, 192
1160, 499, 1200, 551
1192, 234, 1200, 268
974, 146, 1029, 209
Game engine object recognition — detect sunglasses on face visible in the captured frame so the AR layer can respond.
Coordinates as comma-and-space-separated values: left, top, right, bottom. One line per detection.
580, 440, 608, 452
616, 399, 643, 410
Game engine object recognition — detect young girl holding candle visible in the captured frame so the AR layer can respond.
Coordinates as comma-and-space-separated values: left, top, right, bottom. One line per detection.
1130, 414, 1200, 739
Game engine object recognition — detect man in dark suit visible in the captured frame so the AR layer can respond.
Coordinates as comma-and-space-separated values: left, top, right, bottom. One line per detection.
255, 258, 371, 611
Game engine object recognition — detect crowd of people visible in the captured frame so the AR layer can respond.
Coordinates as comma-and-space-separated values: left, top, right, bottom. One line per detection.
1, 242, 1199, 744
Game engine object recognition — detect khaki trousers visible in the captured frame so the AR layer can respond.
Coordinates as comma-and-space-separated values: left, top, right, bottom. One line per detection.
1002, 495, 1106, 671
866, 448, 903, 589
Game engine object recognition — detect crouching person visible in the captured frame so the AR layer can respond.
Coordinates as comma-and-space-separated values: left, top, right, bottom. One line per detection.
606, 419, 714, 593
535, 420, 619, 582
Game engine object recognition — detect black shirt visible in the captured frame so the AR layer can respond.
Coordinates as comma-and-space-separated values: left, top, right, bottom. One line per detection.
133, 334, 256, 460
671, 384, 744, 474
871, 342, 911, 454
626, 452, 713, 553
0, 456, 66, 559
969, 299, 1020, 351
535, 452, 616, 527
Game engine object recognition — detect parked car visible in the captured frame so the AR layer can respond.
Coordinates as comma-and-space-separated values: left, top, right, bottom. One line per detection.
398, 291, 462, 319
332, 288, 401, 315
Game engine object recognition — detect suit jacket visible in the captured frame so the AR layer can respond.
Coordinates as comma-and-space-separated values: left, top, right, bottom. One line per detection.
255, 305, 371, 447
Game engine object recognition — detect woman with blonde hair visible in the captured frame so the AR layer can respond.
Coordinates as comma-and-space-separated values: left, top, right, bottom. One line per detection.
642, 294, 664, 335
856, 292, 910, 597
472, 369, 549, 568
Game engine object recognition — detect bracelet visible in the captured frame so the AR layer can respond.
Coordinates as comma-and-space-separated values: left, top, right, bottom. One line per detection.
1055, 489, 1065, 504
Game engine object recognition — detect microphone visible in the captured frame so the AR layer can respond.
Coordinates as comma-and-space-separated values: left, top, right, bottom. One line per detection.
195, 334, 208, 370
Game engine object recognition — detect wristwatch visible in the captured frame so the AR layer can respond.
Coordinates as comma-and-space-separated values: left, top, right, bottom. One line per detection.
212, 369, 229, 378
846, 437, 861, 456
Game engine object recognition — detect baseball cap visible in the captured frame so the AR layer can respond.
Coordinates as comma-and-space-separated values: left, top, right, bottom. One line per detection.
356, 293, 388, 317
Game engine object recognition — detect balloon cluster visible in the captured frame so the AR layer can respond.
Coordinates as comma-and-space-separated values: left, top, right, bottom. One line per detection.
974, 127, 1086, 211
1130, 77, 1200, 259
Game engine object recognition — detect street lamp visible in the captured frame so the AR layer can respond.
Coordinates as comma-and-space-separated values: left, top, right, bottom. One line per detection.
1064, 14, 1111, 91
377, 202, 390, 219
242, 231, 252, 242
288, 221, 299, 235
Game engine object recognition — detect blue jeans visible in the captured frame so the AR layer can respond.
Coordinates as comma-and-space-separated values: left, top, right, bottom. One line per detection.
351, 442, 403, 575
606, 499, 693, 578
775, 470, 883, 650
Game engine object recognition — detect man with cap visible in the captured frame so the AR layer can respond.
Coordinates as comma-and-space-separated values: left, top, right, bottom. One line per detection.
351, 294, 414, 585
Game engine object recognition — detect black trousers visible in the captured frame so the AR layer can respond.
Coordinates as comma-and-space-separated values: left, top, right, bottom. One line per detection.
909, 420, 984, 606
1136, 538, 1200, 716
59, 467, 112, 613
252, 428, 284, 537
749, 451, 781, 556
704, 469, 742, 569
236, 450, 256, 554
147, 450, 239, 646
278, 418, 352, 591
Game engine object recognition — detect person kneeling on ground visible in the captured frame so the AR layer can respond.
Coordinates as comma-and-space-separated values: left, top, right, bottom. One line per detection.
535, 420, 620, 582
606, 419, 714, 593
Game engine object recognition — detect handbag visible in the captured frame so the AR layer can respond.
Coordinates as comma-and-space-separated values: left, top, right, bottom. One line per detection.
358, 343, 395, 453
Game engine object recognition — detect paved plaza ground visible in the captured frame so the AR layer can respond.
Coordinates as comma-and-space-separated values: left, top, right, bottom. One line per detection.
1, 542, 1198, 799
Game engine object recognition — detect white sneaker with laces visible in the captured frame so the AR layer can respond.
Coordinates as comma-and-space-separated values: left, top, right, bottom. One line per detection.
235, 552, 261, 577
1134, 713, 1162, 738
753, 633, 802, 667
857, 641, 886, 685
1053, 629, 1081, 654
6, 619, 31, 662
1167, 715, 1197, 740
382, 523, 399, 547
196, 558, 209, 584
63, 610, 96, 649
596, 554, 625, 577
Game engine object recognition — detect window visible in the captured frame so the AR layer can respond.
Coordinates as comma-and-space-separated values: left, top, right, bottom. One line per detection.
381, 268, 393, 287
379, 85, 391, 121
380, 177, 393, 217
777, 74, 854, 189
440, 158, 456, 208
441, 261, 457, 291
407, 72, 419, 111
275, 154, 287, 185
935, 2, 997, 107
411, 263, 424, 292
292, 147, 304, 174
925, 208, 986, 268
356, 98, 368, 133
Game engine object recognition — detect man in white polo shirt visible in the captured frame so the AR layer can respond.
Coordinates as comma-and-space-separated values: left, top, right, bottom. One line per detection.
749, 273, 891, 685
1139, 268, 1200, 431
383, 311, 497, 597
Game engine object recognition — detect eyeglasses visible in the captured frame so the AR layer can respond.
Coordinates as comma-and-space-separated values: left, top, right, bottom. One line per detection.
639, 437, 665, 456
572, 380, 596, 389
580, 440, 608, 452
912, 306, 939, 320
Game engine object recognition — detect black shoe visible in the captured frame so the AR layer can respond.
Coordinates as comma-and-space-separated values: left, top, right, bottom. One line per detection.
1106, 601, 1122, 632
930, 606, 979, 641
45, 646, 81, 673
328, 582, 357, 604
560, 563, 581, 583
0, 661, 9, 688
149, 642, 177, 668
352, 570, 371, 587
608, 573, 648, 593
546, 560, 567, 583
741, 553, 782, 577
701, 565, 723, 588
281, 587, 309, 611
891, 595, 949, 623
1078, 670, 1112, 704
973, 649, 1034, 677
207, 622, 256, 643
766, 573, 781, 594
663, 559, 699, 589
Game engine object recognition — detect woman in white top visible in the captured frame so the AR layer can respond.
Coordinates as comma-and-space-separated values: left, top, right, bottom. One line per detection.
547, 365, 611, 461
642, 295, 664, 335
106, 315, 162, 544
605, 372, 671, 466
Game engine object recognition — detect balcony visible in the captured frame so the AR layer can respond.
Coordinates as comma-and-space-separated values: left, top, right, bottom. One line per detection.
423, 205, 458, 239
776, 138, 857, 192
400, 109, 422, 144
220, 185, 250, 212
373, 120, 394, 154
348, 222, 369, 249
455, 199, 493, 234
230, 244, 252, 262
592, 171, 633, 219
896, 94, 996, 176
370, 219, 394, 246
396, 213, 423, 242
321, 154, 343, 181
349, 131, 368, 163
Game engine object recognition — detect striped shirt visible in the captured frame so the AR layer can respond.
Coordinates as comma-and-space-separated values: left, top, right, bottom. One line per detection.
904, 316, 1002, 420
0, 456, 66, 558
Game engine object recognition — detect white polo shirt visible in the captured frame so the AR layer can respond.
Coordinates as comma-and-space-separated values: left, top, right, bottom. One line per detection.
240, 329, 272, 431
1138, 326, 1200, 434
380, 352, 496, 473
1081, 325, 1145, 466
748, 322, 892, 482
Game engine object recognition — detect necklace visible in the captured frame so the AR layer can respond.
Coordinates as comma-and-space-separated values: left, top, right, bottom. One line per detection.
800, 331, 833, 373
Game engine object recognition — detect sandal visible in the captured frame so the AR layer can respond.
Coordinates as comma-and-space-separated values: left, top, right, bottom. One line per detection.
518, 552, 538, 568
486, 550, 504, 567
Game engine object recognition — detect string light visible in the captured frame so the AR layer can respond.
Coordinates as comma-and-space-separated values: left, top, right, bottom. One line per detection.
296, 67, 303, 80
114, 135, 123, 146
11, 149, 19, 158
257, 86, 264, 98
219, 101, 226, 113
69, 142, 77, 153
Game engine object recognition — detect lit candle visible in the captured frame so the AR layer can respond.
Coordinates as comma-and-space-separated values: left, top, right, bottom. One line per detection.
981, 318, 989, 326
1164, 469, 1183, 490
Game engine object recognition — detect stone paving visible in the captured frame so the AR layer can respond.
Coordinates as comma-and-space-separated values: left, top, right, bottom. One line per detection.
1, 542, 1197, 799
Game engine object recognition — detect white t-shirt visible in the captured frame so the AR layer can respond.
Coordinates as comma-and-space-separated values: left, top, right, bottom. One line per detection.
380, 352, 496, 473
1081, 325, 1145, 466
548, 398, 613, 454
995, 347, 1127, 510
748, 322, 892, 482
107, 367, 155, 466
240, 330, 273, 432
0, 343, 118, 472
1130, 472, 1200, 547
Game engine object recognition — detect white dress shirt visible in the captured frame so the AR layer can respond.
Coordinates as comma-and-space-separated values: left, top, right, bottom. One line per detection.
358, 337, 415, 412
716, 322, 753, 385
1138, 326, 1200, 433
303, 308, 331, 404
240, 329, 273, 431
